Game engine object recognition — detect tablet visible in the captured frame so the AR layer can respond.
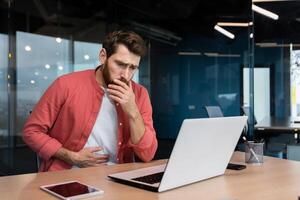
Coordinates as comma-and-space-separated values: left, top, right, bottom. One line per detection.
40, 181, 104, 200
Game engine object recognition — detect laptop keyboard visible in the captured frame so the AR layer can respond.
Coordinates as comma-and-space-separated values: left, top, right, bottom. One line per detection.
132, 172, 164, 184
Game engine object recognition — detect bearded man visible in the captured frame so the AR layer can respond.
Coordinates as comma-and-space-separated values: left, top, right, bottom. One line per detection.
23, 30, 158, 172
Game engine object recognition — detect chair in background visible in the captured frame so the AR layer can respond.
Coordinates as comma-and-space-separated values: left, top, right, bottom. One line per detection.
287, 144, 300, 161
205, 106, 224, 118
241, 106, 284, 158
241, 106, 257, 125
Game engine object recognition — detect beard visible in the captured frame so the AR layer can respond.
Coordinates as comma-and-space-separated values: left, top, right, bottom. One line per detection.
102, 61, 114, 86
102, 61, 130, 86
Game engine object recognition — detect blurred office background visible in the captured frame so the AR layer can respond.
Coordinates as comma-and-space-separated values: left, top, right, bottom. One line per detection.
0, 0, 299, 175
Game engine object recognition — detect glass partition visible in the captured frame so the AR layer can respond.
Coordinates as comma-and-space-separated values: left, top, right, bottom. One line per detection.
74, 41, 101, 72
151, 29, 252, 139
0, 34, 8, 148
16, 31, 71, 145
253, 0, 300, 158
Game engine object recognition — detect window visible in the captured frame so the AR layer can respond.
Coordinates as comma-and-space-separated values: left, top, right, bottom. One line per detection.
0, 33, 8, 147
74, 41, 101, 71
16, 31, 71, 143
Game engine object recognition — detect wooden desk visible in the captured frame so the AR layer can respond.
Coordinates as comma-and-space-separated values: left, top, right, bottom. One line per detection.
1, 152, 300, 200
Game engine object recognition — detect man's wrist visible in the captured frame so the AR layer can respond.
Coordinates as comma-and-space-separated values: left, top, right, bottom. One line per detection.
128, 107, 140, 120
67, 150, 78, 165
55, 147, 77, 165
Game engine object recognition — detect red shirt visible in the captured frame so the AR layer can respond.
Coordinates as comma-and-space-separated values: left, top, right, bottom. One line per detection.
23, 69, 158, 171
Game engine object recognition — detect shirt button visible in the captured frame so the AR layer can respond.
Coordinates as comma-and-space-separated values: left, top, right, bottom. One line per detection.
119, 122, 122, 126
117, 158, 119, 162
118, 142, 122, 146
116, 103, 119, 106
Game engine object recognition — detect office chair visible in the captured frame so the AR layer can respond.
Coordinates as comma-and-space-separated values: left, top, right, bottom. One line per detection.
205, 106, 224, 118
241, 106, 257, 125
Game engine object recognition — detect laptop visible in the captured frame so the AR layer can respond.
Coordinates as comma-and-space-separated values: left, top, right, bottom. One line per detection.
108, 116, 247, 192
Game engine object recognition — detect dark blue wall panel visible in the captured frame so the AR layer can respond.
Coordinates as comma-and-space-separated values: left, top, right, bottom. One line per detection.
151, 33, 249, 138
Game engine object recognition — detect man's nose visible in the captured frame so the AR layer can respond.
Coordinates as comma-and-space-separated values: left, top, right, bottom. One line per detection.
121, 67, 130, 80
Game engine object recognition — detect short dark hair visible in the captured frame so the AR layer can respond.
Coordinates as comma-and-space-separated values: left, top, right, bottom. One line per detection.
103, 30, 147, 58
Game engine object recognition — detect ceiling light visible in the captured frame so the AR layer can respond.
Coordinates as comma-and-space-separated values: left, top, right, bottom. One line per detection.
56, 37, 62, 43
45, 64, 51, 69
204, 53, 240, 57
252, 4, 279, 20
58, 66, 64, 71
177, 52, 201, 56
256, 42, 278, 47
30, 80, 35, 84
84, 54, 90, 60
252, 0, 292, 2
217, 22, 252, 27
214, 25, 235, 39
25, 45, 31, 51
256, 43, 300, 47
250, 33, 254, 38
34, 72, 39, 76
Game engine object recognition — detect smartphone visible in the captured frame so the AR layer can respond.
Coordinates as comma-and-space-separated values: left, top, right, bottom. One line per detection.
227, 163, 246, 170
40, 181, 104, 200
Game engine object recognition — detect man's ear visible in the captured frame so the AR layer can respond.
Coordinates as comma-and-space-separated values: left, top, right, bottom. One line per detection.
99, 48, 107, 64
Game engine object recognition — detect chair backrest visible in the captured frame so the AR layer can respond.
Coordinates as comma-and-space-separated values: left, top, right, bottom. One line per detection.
241, 106, 257, 124
205, 106, 224, 118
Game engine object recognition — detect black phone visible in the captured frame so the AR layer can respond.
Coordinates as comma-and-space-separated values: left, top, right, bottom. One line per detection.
227, 163, 246, 170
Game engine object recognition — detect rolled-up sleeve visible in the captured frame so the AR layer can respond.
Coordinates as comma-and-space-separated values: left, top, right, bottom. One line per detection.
22, 78, 66, 161
128, 88, 158, 162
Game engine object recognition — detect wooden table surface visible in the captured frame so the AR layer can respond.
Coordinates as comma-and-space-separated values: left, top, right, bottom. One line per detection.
1, 152, 300, 200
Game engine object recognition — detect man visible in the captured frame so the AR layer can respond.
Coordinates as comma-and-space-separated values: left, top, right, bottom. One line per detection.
23, 30, 158, 172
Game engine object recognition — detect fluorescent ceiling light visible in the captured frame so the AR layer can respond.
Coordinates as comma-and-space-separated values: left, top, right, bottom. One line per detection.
204, 53, 240, 57
253, 0, 293, 2
178, 52, 201, 56
252, 4, 279, 20
214, 25, 235, 39
217, 22, 252, 27
256, 43, 300, 47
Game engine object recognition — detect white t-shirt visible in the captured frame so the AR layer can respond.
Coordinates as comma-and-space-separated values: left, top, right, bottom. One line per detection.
83, 87, 118, 163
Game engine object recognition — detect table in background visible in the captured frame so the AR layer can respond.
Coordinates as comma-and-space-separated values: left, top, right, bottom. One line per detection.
255, 116, 300, 142
1, 152, 300, 200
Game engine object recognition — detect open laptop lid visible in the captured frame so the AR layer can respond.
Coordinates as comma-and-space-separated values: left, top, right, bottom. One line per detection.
158, 116, 247, 192
108, 116, 247, 192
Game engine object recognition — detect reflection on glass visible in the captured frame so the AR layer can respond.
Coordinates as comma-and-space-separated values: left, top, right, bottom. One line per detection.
0, 33, 8, 147
151, 32, 250, 139
291, 48, 300, 117
16, 31, 71, 142
74, 41, 101, 71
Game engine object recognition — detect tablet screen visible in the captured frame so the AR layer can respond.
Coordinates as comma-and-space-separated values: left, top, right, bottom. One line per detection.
44, 181, 99, 198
